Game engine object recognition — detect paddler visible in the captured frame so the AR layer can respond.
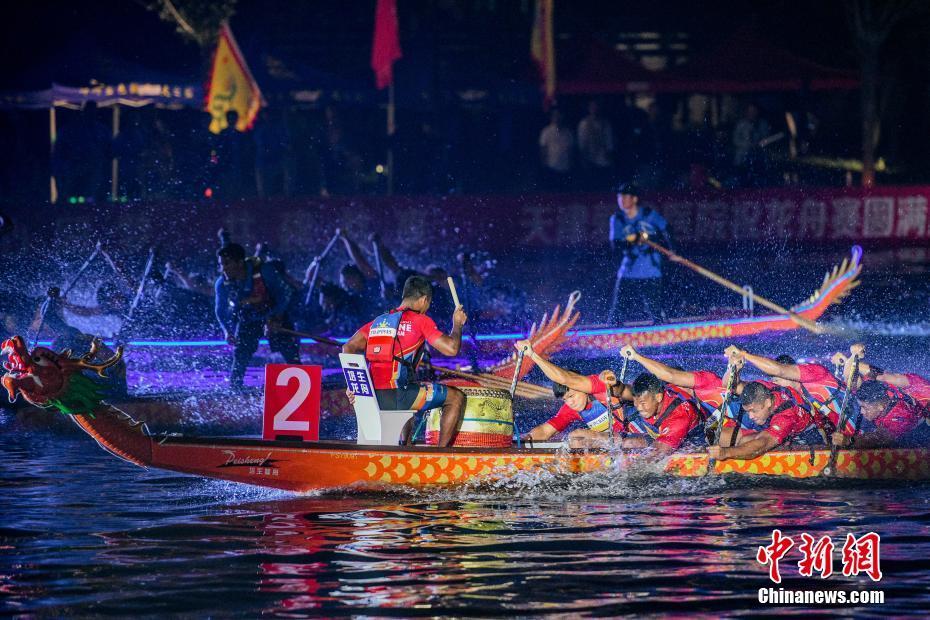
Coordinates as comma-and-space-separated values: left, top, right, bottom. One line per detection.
342, 275, 467, 447
620, 344, 736, 427
830, 344, 928, 446
514, 339, 625, 447
723, 345, 841, 439
830, 379, 923, 448
621, 372, 704, 456
707, 379, 814, 462
214, 243, 300, 390
838, 343, 930, 409
516, 340, 701, 456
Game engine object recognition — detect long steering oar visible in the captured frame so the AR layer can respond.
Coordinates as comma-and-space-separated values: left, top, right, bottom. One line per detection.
823, 353, 861, 476
706, 358, 741, 475
627, 233, 824, 334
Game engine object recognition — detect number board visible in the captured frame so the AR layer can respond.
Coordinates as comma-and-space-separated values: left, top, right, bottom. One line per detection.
262, 364, 322, 441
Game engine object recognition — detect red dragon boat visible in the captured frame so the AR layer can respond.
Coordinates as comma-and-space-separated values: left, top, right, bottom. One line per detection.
63, 407, 930, 491
4, 333, 927, 491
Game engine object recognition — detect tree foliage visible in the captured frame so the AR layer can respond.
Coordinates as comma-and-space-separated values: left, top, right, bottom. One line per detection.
144, 0, 238, 48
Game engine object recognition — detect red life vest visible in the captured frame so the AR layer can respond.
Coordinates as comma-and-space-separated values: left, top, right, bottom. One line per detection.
365, 309, 408, 364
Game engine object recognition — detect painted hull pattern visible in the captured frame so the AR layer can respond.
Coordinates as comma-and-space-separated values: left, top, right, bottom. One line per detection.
563, 245, 862, 351
71, 406, 929, 493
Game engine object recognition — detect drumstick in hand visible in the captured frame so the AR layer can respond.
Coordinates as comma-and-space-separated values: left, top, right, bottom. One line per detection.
447, 276, 462, 308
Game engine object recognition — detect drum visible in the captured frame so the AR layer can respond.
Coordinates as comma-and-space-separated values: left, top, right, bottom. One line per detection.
424, 386, 514, 447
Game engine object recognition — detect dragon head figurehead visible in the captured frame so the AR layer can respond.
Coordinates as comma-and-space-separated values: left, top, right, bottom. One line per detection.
2, 335, 123, 415
2, 335, 65, 405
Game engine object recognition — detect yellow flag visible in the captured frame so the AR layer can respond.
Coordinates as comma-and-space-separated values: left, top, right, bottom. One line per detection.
206, 22, 263, 134
530, 0, 556, 106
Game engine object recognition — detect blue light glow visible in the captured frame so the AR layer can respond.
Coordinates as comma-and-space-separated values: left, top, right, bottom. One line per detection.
24, 261, 855, 351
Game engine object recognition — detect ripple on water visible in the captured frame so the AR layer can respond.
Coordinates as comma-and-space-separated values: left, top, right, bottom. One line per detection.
2, 426, 930, 615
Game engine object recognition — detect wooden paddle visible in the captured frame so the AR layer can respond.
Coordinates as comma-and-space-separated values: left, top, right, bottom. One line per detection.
266, 326, 343, 348
706, 359, 741, 475
447, 276, 461, 308
823, 352, 861, 476
606, 352, 631, 445
627, 233, 824, 334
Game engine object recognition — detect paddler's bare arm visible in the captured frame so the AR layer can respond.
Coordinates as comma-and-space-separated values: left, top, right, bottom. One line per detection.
342, 330, 367, 354
342, 331, 369, 405
832, 428, 896, 449
621, 345, 696, 388
525, 423, 559, 442
602, 371, 634, 401
708, 431, 779, 461
619, 435, 675, 459
716, 425, 738, 446
721, 357, 746, 394
514, 339, 601, 394
725, 346, 800, 382
845, 343, 910, 386
430, 307, 467, 356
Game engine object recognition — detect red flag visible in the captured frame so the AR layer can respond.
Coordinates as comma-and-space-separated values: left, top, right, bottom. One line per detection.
371, 0, 402, 90
530, 0, 556, 106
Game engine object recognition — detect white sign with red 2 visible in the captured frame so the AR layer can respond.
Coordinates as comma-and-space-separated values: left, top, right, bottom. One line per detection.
262, 364, 321, 441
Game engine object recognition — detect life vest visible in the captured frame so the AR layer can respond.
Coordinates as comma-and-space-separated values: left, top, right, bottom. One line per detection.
227, 258, 272, 318
578, 399, 613, 433
797, 377, 845, 423
667, 384, 708, 419
733, 386, 824, 444
242, 257, 272, 312
779, 381, 836, 438
623, 394, 704, 446
852, 382, 928, 435
366, 309, 406, 364
365, 309, 424, 387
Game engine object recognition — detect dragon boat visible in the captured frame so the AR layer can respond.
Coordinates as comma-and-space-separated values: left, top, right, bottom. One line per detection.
5, 332, 929, 492
16, 246, 859, 432
44, 407, 930, 490
46, 245, 860, 361
295, 244, 861, 355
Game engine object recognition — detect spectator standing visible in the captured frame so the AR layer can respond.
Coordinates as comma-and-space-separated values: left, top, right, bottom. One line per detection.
538, 108, 575, 191
577, 99, 614, 190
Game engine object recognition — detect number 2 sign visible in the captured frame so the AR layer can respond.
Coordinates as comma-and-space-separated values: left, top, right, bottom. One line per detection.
262, 364, 322, 441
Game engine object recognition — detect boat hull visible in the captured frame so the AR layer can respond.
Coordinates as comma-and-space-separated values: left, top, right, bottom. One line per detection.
72, 408, 930, 493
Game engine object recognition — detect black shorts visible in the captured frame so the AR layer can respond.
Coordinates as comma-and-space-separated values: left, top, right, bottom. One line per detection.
375, 382, 449, 412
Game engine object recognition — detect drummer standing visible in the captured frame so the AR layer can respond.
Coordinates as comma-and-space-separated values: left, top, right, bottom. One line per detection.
342, 275, 467, 446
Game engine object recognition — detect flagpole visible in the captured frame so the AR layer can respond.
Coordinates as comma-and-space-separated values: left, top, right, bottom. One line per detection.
49, 105, 58, 204
111, 104, 120, 202
387, 81, 395, 196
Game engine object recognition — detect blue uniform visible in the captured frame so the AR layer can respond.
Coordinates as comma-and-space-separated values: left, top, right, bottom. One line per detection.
609, 207, 668, 280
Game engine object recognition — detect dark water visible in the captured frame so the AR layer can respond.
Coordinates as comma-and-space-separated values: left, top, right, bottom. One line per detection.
2, 425, 929, 617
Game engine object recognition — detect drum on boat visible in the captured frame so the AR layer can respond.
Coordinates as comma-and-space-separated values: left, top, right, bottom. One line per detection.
424, 385, 514, 447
